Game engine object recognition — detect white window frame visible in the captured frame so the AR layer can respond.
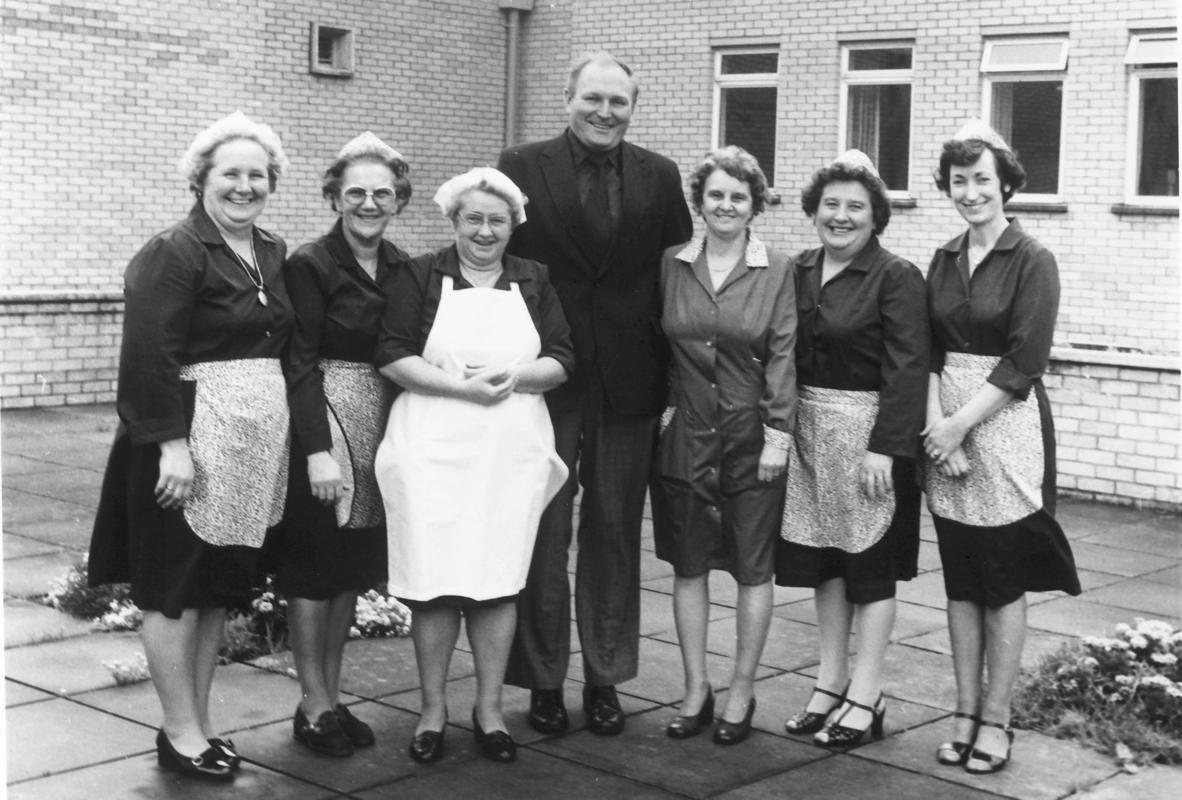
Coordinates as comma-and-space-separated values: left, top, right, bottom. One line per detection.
1123, 32, 1178, 206
309, 23, 354, 77
980, 36, 1069, 203
711, 47, 780, 186
838, 41, 914, 198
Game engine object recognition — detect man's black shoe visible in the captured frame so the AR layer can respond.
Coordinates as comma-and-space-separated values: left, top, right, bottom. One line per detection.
528, 689, 569, 734
582, 684, 625, 736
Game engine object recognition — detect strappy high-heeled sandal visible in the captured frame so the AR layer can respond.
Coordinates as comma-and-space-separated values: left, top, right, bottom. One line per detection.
784, 683, 847, 735
964, 720, 1013, 775
936, 711, 980, 766
813, 693, 885, 749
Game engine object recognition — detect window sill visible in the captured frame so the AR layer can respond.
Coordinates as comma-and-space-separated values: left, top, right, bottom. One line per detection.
889, 197, 917, 209
1004, 200, 1068, 214
1110, 202, 1179, 217
310, 66, 354, 78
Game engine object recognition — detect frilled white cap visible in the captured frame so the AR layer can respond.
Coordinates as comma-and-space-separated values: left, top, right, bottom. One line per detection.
830, 148, 881, 179
336, 130, 405, 165
952, 118, 1011, 152
178, 110, 289, 185
433, 167, 528, 226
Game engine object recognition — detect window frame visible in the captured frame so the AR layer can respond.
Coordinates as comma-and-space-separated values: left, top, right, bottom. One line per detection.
711, 47, 780, 187
980, 36, 1070, 204
1123, 32, 1178, 207
309, 23, 354, 78
838, 41, 915, 198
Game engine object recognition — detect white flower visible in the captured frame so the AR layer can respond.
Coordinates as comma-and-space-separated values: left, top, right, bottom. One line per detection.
1150, 653, 1178, 666
1128, 635, 1149, 650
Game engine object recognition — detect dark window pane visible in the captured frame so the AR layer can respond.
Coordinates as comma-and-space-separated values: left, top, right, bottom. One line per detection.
721, 53, 778, 74
849, 48, 912, 70
318, 31, 335, 66
720, 86, 777, 183
992, 81, 1061, 193
1139, 77, 1179, 196
846, 84, 911, 191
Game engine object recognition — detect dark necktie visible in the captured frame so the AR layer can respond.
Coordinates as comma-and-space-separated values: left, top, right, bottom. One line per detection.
584, 153, 614, 258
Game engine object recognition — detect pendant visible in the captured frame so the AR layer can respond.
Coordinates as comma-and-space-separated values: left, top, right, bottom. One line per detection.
257, 289, 269, 307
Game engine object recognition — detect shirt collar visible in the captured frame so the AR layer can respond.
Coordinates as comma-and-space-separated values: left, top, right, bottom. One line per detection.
673, 231, 769, 268
187, 201, 279, 247
938, 217, 1024, 253
567, 129, 619, 169
433, 245, 533, 283
794, 235, 883, 274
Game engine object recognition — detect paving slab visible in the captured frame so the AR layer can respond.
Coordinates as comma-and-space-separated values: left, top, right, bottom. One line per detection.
5, 751, 335, 800
375, 677, 555, 747
0, 452, 65, 476
4, 549, 84, 599
915, 538, 944, 572
1078, 577, 1182, 620
4, 696, 152, 782
533, 705, 827, 799
5, 467, 105, 504
1028, 598, 1155, 639
1077, 567, 1133, 592
874, 644, 957, 711
855, 717, 1119, 800
1078, 518, 1182, 559
2, 532, 75, 560
894, 571, 949, 609
4, 630, 143, 694
1070, 541, 1177, 579
5, 679, 56, 707
1142, 563, 1180, 587
890, 600, 949, 642
353, 747, 683, 799
3, 598, 95, 647
1071, 764, 1182, 799
901, 626, 1076, 668
715, 750, 1001, 800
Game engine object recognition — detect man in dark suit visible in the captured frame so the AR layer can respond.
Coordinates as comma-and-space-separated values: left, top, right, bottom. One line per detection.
498, 52, 692, 736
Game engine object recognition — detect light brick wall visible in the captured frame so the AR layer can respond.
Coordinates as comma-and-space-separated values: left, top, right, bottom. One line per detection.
1047, 358, 1180, 508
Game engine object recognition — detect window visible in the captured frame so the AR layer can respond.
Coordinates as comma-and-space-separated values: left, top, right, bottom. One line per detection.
712, 49, 779, 184
981, 37, 1069, 198
309, 23, 353, 77
840, 44, 913, 194
1125, 32, 1178, 203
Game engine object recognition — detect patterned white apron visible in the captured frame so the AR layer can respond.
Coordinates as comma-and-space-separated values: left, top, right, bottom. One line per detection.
320, 358, 392, 528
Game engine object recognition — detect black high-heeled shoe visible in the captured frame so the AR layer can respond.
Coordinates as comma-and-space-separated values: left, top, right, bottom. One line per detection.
666, 687, 715, 739
409, 712, 448, 763
206, 737, 241, 771
813, 694, 885, 749
713, 696, 756, 745
784, 683, 847, 735
472, 709, 517, 763
936, 711, 981, 766
156, 729, 235, 782
964, 720, 1013, 774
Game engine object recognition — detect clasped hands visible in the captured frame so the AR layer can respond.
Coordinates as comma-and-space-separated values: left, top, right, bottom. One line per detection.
461, 364, 518, 405
922, 416, 970, 477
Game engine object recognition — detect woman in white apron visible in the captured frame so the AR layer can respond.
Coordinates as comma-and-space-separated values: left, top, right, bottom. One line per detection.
374, 168, 572, 764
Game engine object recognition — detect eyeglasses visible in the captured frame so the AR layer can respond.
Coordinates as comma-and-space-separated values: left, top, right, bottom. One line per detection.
341, 186, 399, 208
458, 212, 511, 229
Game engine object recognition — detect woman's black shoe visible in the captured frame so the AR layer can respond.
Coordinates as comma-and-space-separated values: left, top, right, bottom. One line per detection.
472, 709, 517, 763
206, 737, 241, 771
814, 694, 885, 749
713, 696, 756, 745
667, 687, 715, 739
409, 728, 446, 763
964, 720, 1014, 774
335, 703, 376, 748
784, 683, 847, 735
293, 705, 354, 757
156, 729, 235, 782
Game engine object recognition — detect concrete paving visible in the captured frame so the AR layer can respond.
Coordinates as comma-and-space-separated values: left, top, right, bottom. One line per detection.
3, 403, 1180, 799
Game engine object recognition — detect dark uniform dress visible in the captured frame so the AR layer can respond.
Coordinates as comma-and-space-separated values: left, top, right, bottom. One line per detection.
925, 219, 1080, 608
652, 234, 797, 584
88, 203, 294, 618
776, 237, 928, 604
266, 221, 408, 599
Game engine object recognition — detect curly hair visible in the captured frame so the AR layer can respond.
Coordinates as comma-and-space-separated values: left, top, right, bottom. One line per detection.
933, 138, 1026, 202
800, 162, 891, 234
322, 154, 412, 215
689, 145, 771, 217
179, 111, 288, 195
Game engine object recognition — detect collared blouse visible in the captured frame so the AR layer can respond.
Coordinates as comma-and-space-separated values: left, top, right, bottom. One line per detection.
374, 245, 575, 375
117, 202, 292, 446
927, 218, 1059, 401
794, 236, 929, 459
661, 233, 797, 445
285, 220, 410, 455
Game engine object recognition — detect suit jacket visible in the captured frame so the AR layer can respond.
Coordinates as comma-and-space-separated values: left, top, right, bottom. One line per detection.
498, 132, 692, 416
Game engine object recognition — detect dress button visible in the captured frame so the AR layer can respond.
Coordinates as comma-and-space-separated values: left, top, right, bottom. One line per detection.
265, 331, 272, 337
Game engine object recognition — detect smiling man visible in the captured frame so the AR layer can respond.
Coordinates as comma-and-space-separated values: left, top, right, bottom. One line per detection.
497, 52, 692, 737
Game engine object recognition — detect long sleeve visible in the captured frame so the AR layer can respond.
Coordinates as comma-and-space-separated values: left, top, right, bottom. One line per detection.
760, 254, 798, 437
284, 249, 333, 454
987, 242, 1059, 399
532, 263, 576, 375
869, 262, 929, 458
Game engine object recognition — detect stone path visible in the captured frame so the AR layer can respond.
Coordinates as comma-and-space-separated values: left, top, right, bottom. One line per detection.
3, 404, 1179, 799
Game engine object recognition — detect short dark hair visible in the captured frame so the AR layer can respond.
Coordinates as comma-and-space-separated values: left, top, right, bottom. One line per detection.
322, 154, 412, 214
800, 162, 891, 234
566, 52, 639, 102
933, 139, 1026, 202
689, 146, 771, 217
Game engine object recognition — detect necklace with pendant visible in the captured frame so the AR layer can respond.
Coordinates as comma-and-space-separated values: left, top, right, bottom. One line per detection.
228, 237, 268, 306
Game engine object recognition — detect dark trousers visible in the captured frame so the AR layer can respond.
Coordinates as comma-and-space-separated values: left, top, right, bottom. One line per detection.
506, 384, 657, 689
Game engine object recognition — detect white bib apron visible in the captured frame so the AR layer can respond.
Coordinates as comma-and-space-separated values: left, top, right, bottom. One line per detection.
375, 276, 567, 602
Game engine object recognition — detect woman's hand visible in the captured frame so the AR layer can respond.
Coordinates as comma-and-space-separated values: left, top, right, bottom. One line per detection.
461, 365, 517, 405
859, 451, 894, 499
155, 438, 194, 509
757, 445, 788, 482
307, 451, 345, 506
922, 415, 968, 463
937, 446, 971, 478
